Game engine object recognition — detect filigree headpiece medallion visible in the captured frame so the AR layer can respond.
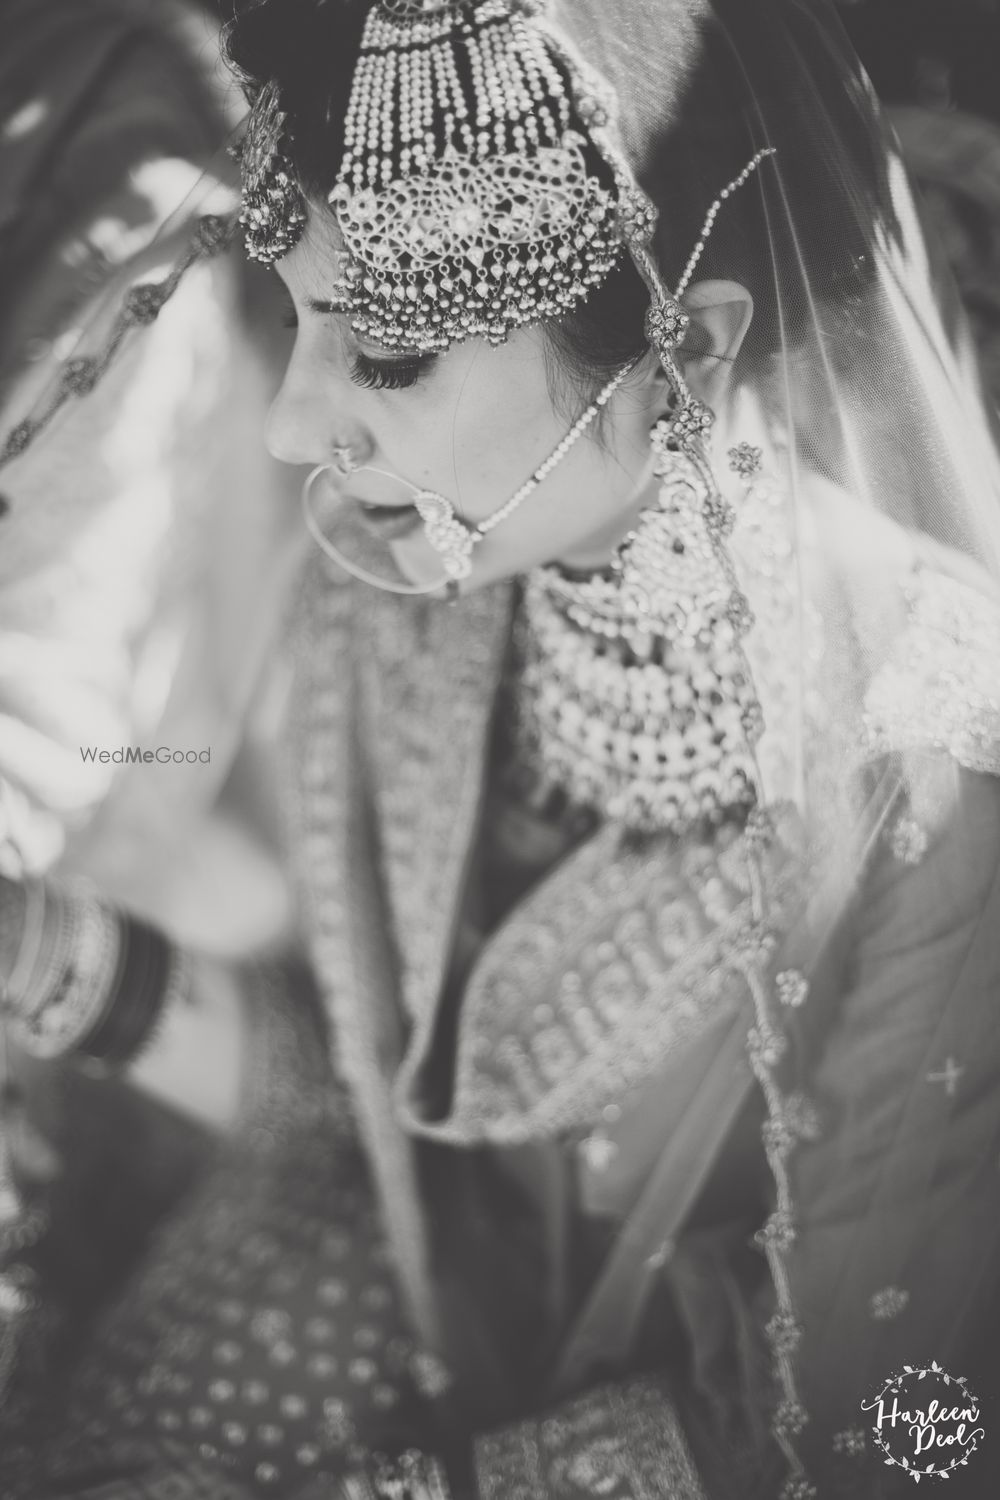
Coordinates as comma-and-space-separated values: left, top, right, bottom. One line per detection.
327, 0, 623, 351
238, 1, 626, 352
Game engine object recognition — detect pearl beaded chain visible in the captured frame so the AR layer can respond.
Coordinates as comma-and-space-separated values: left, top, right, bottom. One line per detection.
476, 365, 629, 537
674, 148, 776, 300
412, 365, 629, 582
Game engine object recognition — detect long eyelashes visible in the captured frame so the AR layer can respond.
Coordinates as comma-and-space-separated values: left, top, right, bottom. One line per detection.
279, 295, 434, 389
349, 353, 435, 391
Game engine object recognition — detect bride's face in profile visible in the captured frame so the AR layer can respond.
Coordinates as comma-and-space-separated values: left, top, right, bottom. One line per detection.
267, 205, 666, 593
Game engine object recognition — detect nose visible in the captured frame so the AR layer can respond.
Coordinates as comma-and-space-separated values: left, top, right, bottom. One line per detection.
264, 349, 369, 469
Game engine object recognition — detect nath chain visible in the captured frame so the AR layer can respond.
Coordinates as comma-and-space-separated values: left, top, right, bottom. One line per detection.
477, 365, 629, 535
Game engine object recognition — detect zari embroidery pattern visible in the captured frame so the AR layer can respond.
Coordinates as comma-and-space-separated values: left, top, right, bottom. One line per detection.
356, 582, 514, 1030
9, 966, 432, 1499
863, 569, 1000, 775
287, 559, 454, 1361
474, 1377, 706, 1500
397, 821, 802, 1144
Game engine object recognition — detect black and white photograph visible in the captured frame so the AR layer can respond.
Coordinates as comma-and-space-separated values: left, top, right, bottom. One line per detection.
1, 3, 999, 1498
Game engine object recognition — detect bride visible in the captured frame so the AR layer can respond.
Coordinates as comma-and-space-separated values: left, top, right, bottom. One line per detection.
2, 2, 1000, 1497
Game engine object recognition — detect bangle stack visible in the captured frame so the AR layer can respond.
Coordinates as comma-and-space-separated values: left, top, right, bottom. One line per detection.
2, 880, 186, 1070
0, 880, 45, 1011
81, 937, 190, 1070
8, 883, 122, 1058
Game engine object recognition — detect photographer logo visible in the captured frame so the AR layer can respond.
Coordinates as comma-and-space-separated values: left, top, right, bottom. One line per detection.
861, 1362, 984, 1482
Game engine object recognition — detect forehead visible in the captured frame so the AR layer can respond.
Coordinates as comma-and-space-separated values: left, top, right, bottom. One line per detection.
273, 199, 351, 300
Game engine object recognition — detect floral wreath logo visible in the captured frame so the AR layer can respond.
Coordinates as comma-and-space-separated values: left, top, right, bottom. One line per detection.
861, 1361, 985, 1482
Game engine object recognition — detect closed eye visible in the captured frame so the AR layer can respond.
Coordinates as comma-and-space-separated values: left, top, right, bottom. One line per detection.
276, 289, 436, 388
349, 352, 437, 390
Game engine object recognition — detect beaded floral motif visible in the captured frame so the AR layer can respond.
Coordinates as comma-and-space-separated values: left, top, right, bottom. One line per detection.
869, 1287, 910, 1321
778, 1479, 817, 1500
775, 970, 809, 1008
832, 1427, 867, 1458
728, 443, 763, 480
761, 1092, 822, 1160
644, 296, 690, 350
773, 1398, 808, 1441
888, 813, 929, 866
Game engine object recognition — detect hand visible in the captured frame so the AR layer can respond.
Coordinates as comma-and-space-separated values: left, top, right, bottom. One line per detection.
127, 955, 246, 1130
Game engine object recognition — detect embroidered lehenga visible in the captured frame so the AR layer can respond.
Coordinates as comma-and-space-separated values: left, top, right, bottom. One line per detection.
2, 3, 1000, 1500
6, 544, 999, 1500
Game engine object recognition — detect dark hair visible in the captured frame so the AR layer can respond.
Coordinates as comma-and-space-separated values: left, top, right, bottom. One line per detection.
224, 0, 892, 406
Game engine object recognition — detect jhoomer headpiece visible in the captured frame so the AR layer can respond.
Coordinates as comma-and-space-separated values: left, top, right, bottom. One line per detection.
239, 80, 307, 265
239, 0, 623, 351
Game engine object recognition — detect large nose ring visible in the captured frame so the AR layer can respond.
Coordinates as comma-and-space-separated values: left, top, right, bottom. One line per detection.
332, 446, 358, 474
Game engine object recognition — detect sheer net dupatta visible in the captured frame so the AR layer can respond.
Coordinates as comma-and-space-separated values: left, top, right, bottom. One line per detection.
0, 0, 252, 886
0, 3, 302, 1462
0, 29, 302, 913
463, 2, 1000, 1498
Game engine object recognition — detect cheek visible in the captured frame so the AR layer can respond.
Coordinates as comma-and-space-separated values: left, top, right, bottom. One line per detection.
469, 441, 623, 574
462, 400, 656, 587
383, 360, 564, 505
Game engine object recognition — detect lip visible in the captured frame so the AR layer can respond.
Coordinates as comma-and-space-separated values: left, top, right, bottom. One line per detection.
353, 500, 424, 542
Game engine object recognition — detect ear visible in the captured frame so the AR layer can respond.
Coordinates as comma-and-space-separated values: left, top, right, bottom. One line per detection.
679, 278, 754, 406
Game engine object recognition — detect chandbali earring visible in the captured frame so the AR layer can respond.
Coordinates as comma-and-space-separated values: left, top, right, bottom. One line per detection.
301, 366, 629, 597
513, 403, 762, 835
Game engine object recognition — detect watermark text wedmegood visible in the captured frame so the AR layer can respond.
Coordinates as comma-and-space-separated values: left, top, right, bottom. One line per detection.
79, 746, 211, 765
